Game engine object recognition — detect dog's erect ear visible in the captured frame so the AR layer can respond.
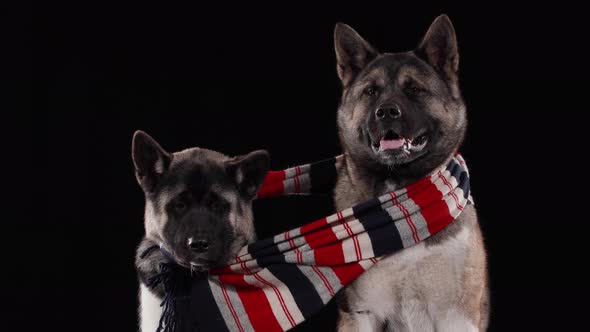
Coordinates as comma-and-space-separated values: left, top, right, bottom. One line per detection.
131, 130, 172, 192
334, 23, 378, 86
415, 15, 459, 86
227, 150, 270, 199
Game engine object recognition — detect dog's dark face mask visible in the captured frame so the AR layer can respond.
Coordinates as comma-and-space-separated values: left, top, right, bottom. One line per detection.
132, 131, 269, 272
334, 16, 467, 179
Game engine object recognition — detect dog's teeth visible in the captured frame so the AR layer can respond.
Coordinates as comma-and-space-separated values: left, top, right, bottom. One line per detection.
372, 143, 381, 153
402, 140, 411, 153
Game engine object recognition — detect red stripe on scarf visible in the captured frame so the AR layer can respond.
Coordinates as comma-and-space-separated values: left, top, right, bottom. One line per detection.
252, 274, 297, 328
300, 217, 330, 236
303, 218, 345, 266
257, 170, 286, 198
407, 174, 452, 235
219, 274, 282, 332
330, 263, 366, 286
264, 170, 287, 183
312, 236, 346, 266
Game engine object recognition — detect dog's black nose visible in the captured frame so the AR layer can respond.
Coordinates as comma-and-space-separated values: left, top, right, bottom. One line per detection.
188, 238, 210, 253
376, 105, 402, 119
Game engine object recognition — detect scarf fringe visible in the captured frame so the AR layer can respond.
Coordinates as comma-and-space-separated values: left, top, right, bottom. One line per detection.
146, 263, 190, 332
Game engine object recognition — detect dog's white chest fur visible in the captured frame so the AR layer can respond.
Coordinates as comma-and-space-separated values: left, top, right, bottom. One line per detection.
140, 284, 162, 332
343, 226, 477, 331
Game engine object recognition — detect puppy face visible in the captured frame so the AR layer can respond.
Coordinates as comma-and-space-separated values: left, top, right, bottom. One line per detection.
132, 131, 269, 271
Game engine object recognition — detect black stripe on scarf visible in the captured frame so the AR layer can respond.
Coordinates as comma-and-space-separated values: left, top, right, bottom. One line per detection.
266, 264, 325, 318
356, 207, 403, 257
188, 277, 230, 332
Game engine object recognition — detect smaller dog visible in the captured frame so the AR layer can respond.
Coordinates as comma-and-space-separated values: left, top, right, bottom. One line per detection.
131, 131, 269, 332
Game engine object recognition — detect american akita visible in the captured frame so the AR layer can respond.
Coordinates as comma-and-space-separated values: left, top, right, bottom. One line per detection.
332, 15, 489, 331
131, 130, 269, 332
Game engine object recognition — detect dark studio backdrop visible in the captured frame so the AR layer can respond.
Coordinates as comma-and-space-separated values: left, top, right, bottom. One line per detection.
32, 1, 588, 331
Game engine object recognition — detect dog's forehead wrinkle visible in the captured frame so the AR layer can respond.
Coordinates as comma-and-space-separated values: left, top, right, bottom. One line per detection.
184, 166, 235, 201
160, 185, 186, 199
397, 65, 435, 85
358, 67, 387, 86
159, 150, 237, 200
366, 53, 413, 71
359, 54, 436, 86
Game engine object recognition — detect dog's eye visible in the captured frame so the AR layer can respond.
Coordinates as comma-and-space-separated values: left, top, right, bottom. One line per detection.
210, 200, 223, 213
406, 85, 426, 96
174, 200, 187, 212
206, 193, 227, 214
364, 87, 377, 96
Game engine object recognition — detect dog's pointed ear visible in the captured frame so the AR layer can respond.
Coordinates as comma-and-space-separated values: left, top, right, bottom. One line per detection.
334, 23, 378, 86
415, 15, 459, 86
131, 130, 172, 192
227, 150, 270, 199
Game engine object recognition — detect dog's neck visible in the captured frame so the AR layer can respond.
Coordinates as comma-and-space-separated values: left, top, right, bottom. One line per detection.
334, 157, 400, 210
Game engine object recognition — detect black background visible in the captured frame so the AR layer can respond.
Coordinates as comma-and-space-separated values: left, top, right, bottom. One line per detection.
29, 1, 587, 331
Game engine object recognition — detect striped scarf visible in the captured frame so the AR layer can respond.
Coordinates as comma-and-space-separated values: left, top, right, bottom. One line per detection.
144, 154, 472, 332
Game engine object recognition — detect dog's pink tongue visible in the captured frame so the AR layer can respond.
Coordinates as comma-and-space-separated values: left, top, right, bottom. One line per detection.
380, 138, 405, 150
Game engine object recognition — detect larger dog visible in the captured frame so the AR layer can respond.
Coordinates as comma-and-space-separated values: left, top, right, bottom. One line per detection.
131, 131, 269, 332
332, 15, 488, 331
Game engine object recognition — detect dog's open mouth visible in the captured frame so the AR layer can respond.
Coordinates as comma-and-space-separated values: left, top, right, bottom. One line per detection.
371, 130, 429, 155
